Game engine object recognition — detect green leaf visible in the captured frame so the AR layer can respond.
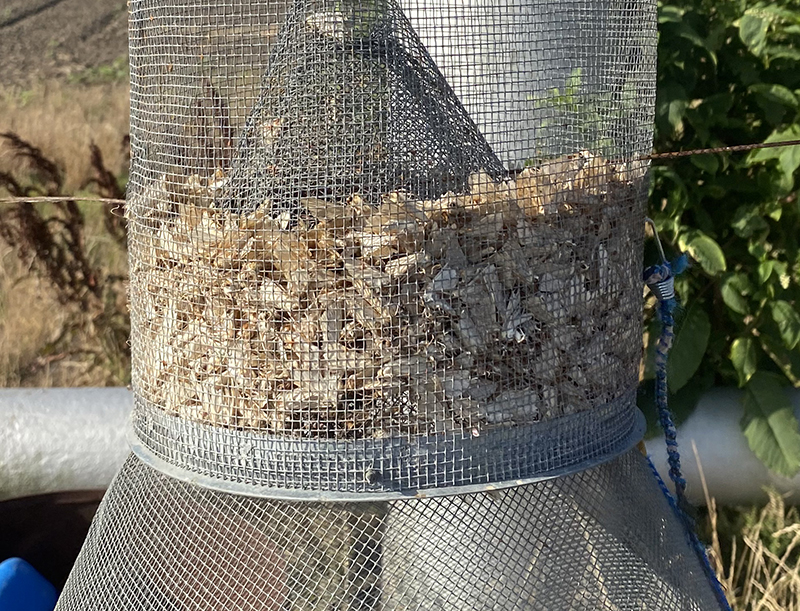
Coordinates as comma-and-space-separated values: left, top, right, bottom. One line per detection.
779, 146, 800, 178
748, 126, 800, 167
673, 22, 707, 48
759, 260, 776, 283
761, 335, 800, 387
679, 231, 727, 275
690, 154, 719, 174
753, 4, 800, 22
750, 240, 769, 260
738, 12, 770, 56
749, 83, 799, 109
721, 273, 752, 315
771, 300, 800, 349
690, 94, 735, 130
775, 171, 795, 198
732, 206, 769, 238
667, 303, 711, 392
656, 83, 688, 138
749, 84, 799, 126
670, 22, 717, 64
768, 46, 800, 62
731, 336, 759, 386
769, 261, 791, 289
741, 372, 800, 477
767, 202, 783, 221
658, 5, 685, 24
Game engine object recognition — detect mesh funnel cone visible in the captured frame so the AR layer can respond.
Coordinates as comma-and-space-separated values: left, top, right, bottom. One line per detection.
57, 451, 723, 610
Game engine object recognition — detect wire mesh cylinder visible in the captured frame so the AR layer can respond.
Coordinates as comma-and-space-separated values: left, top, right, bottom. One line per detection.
126, 0, 655, 497
54, 2, 731, 609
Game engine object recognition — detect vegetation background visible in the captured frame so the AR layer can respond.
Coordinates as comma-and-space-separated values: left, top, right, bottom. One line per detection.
648, 0, 800, 483
2, 0, 800, 607
0, 0, 130, 386
650, 0, 800, 603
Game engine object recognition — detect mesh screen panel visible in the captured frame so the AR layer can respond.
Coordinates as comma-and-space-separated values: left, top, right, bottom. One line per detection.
55, 0, 726, 608
57, 451, 721, 611
126, 0, 652, 493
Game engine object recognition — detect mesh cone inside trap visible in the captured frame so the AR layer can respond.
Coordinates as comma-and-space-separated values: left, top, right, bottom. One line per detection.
220, 0, 505, 213
56, 449, 724, 611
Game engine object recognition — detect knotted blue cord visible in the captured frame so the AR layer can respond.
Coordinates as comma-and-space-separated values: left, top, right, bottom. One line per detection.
643, 254, 691, 515
643, 229, 732, 611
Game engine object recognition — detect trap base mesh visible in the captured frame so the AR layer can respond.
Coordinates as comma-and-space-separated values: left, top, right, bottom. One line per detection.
56, 449, 722, 611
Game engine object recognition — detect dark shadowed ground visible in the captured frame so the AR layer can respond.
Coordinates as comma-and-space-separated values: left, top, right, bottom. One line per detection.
0, 491, 104, 589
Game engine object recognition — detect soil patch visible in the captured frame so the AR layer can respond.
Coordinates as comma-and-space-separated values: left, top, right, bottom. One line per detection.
0, 0, 128, 86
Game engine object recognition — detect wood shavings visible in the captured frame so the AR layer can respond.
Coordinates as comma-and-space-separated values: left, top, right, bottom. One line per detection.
131, 153, 643, 438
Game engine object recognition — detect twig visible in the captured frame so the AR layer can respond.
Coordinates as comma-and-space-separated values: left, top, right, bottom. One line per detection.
0, 196, 126, 206
694, 439, 734, 604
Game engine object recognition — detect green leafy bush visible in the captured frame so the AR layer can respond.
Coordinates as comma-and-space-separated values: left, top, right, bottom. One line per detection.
646, 0, 800, 475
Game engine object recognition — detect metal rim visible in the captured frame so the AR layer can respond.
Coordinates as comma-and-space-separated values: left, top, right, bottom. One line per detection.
129, 394, 646, 502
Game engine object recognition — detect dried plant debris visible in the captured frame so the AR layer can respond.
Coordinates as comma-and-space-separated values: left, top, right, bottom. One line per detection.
128, 151, 645, 439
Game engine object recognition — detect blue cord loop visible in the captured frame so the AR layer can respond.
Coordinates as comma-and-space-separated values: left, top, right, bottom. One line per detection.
643, 219, 732, 611
644, 247, 690, 514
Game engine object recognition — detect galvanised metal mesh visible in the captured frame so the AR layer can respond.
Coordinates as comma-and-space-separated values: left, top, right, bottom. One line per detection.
125, 0, 653, 495
54, 1, 727, 609
56, 450, 723, 611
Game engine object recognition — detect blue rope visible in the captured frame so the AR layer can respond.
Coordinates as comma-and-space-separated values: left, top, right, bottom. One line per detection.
644, 255, 690, 514
646, 456, 733, 611
644, 253, 733, 611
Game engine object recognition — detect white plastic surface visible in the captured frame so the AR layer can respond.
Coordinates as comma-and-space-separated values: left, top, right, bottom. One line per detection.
4, 385, 800, 505
401, 0, 621, 168
647, 388, 800, 506
0, 388, 132, 500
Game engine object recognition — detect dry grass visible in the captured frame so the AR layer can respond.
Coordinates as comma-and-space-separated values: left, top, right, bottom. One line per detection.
707, 491, 800, 611
0, 246, 68, 386
0, 80, 130, 388
696, 443, 800, 611
0, 201, 129, 387
0, 81, 129, 193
